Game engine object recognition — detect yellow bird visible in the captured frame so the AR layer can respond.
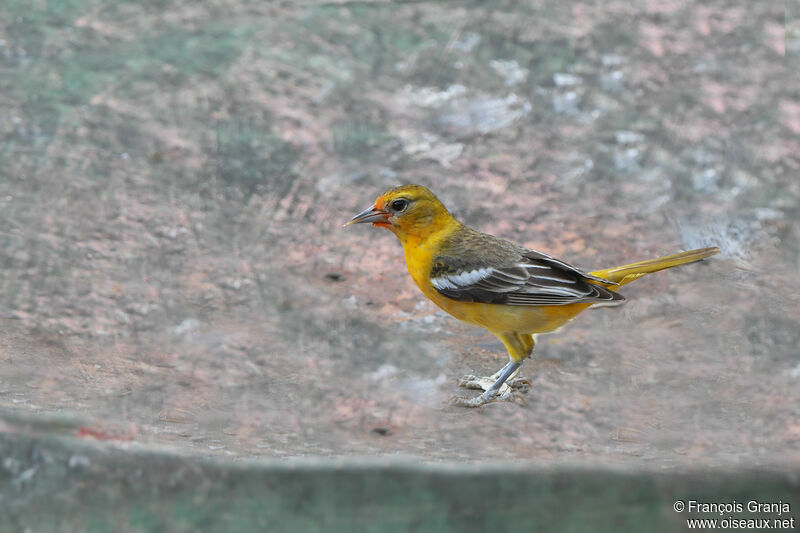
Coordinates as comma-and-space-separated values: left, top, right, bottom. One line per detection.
346, 184, 718, 407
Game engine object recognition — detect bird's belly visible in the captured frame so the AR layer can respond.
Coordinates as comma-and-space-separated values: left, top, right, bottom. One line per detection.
426, 289, 592, 334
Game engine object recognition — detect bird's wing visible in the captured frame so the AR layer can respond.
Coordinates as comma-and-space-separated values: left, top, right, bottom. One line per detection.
430, 249, 625, 306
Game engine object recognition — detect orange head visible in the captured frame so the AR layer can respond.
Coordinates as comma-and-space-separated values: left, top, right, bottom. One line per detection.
345, 184, 458, 245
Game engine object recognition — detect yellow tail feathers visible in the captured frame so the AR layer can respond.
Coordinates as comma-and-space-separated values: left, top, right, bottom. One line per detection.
590, 246, 719, 288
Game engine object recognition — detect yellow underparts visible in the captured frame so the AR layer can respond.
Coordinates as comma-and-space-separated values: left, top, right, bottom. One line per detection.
402, 236, 718, 363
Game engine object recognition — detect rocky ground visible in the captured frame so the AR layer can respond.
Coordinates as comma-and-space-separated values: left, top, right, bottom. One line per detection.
0, 0, 797, 468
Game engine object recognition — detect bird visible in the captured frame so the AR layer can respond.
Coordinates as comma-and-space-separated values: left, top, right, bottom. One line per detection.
345, 184, 719, 407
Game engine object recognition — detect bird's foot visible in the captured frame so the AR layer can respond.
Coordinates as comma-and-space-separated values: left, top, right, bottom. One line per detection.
507, 377, 532, 392
451, 387, 526, 408
457, 374, 531, 393
454, 374, 530, 407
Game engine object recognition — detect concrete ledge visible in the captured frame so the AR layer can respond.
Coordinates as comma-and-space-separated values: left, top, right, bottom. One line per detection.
1, 432, 797, 532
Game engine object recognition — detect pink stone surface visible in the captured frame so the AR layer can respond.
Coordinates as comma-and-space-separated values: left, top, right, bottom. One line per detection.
0, 0, 796, 468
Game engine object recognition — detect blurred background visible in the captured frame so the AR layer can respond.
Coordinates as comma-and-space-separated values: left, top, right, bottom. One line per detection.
0, 0, 797, 486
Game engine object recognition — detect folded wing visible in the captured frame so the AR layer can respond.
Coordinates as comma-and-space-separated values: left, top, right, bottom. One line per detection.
430, 250, 625, 306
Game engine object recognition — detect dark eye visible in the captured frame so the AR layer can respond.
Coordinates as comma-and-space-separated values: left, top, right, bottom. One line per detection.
391, 199, 408, 212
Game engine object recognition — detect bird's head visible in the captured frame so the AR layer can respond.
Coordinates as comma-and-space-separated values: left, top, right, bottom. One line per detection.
345, 184, 457, 245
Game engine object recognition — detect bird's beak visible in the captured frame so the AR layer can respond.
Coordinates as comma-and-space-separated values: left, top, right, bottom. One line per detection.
344, 205, 390, 227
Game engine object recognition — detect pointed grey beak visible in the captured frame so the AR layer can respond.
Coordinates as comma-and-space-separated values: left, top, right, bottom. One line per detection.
344, 205, 390, 227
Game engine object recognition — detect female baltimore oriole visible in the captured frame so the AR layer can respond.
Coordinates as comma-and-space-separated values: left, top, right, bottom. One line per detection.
346, 184, 718, 407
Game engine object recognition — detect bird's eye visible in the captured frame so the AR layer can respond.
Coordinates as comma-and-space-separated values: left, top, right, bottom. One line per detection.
391, 199, 409, 212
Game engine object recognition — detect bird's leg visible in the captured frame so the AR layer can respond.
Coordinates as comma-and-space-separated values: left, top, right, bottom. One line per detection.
457, 359, 529, 392
454, 361, 523, 407
509, 332, 534, 389
454, 333, 534, 407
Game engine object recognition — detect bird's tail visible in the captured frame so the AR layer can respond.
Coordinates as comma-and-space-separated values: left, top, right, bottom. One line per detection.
590, 247, 719, 289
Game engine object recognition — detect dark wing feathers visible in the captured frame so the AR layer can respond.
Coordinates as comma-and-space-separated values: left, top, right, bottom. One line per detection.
430, 236, 625, 307
522, 250, 618, 285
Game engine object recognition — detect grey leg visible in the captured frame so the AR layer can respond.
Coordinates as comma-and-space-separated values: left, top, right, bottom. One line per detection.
458, 358, 531, 390
454, 332, 534, 407
453, 360, 526, 407
486, 360, 521, 394
458, 359, 513, 390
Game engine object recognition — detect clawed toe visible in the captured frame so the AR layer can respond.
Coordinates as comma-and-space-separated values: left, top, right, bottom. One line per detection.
451, 390, 497, 407
507, 377, 531, 391
457, 375, 496, 391
451, 388, 527, 408
456, 374, 478, 387
453, 362, 530, 407
458, 374, 531, 392
497, 389, 527, 405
